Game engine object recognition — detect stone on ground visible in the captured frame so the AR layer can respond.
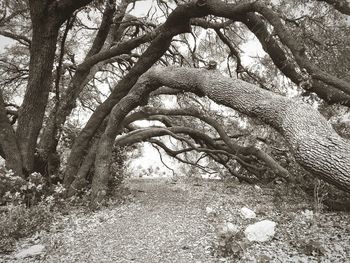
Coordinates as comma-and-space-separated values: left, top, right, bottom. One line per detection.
14, 244, 45, 259
240, 207, 256, 219
244, 220, 276, 242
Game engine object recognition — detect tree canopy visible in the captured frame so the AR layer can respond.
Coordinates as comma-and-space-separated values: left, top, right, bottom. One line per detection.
0, 0, 350, 203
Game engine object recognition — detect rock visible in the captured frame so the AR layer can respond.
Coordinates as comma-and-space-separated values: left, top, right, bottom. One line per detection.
14, 244, 45, 259
301, 209, 314, 220
244, 220, 276, 242
254, 185, 262, 191
240, 207, 256, 219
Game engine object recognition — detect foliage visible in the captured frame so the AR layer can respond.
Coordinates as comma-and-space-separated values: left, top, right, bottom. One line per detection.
0, 203, 53, 253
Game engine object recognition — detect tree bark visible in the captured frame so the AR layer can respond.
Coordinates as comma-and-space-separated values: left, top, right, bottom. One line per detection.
16, 15, 60, 173
15, 0, 94, 173
38, 0, 117, 160
92, 66, 350, 202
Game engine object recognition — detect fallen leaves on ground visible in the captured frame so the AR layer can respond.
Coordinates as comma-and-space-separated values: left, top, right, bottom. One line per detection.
2, 177, 350, 262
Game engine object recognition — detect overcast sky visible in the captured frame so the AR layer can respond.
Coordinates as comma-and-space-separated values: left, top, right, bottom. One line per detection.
0, 36, 13, 50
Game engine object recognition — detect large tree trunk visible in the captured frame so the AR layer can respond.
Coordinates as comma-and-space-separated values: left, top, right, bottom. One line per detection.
92, 66, 350, 202
38, 0, 118, 159
15, 0, 94, 174
16, 17, 60, 173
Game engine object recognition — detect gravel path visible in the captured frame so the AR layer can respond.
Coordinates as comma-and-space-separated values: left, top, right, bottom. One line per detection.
21, 178, 217, 263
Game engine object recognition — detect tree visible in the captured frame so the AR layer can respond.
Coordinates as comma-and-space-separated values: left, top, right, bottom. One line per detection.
0, 0, 95, 175
0, 0, 350, 203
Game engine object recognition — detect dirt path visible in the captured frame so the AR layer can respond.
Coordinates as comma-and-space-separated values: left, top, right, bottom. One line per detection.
3, 178, 350, 262
31, 178, 217, 263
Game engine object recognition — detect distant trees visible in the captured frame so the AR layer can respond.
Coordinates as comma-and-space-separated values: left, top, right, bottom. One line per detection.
0, 0, 350, 203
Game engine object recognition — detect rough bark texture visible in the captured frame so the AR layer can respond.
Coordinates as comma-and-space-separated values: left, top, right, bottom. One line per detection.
67, 138, 99, 197
15, 0, 93, 173
92, 66, 350, 201
15, 14, 60, 173
151, 67, 350, 192
60, 0, 350, 197
38, 0, 117, 159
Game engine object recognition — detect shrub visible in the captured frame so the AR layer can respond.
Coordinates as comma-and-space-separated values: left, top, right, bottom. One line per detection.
0, 203, 53, 253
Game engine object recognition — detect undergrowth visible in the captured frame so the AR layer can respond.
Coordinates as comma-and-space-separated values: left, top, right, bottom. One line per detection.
0, 203, 52, 253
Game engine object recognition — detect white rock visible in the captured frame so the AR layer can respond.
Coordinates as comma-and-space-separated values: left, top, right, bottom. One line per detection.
244, 220, 276, 242
301, 209, 314, 220
14, 244, 45, 259
240, 207, 256, 219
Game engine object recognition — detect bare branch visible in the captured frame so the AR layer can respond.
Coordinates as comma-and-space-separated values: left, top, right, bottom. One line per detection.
0, 30, 31, 46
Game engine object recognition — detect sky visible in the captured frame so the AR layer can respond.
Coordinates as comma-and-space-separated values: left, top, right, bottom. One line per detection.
0, 36, 13, 50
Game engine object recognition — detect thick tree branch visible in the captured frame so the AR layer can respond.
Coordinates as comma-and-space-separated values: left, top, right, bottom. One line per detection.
94, 66, 350, 196
238, 13, 350, 106
55, 0, 95, 21
249, 2, 350, 95
197, 0, 350, 98
85, 0, 116, 58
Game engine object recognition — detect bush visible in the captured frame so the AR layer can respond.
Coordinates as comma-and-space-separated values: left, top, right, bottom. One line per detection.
0, 203, 53, 253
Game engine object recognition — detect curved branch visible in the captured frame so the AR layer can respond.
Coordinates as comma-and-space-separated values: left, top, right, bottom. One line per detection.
95, 66, 350, 195
250, 2, 350, 95
140, 107, 289, 178
65, 0, 211, 188
150, 142, 176, 176
238, 13, 350, 106
150, 139, 219, 175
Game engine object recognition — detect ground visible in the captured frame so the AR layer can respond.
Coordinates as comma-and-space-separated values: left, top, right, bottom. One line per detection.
1, 177, 350, 262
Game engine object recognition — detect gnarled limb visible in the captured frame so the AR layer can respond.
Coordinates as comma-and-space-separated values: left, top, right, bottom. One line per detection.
63, 0, 210, 188
93, 66, 350, 203
140, 107, 289, 178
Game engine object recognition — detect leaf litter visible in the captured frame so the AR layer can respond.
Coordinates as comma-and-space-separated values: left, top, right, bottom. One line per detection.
2, 177, 350, 262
